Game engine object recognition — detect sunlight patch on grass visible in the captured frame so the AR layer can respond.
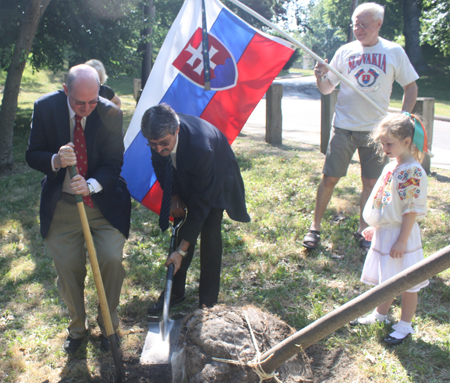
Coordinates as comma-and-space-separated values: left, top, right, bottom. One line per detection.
2, 66, 450, 381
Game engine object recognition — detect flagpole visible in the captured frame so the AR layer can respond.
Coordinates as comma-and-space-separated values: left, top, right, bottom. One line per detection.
226, 0, 386, 115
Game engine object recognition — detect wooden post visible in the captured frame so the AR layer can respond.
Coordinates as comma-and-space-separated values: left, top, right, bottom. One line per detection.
133, 78, 142, 102
412, 97, 435, 174
265, 83, 283, 145
320, 89, 339, 154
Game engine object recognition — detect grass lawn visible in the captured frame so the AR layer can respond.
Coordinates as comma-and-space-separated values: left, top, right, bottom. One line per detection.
0, 66, 449, 382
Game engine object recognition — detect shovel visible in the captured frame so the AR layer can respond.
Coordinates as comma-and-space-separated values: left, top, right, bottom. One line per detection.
140, 213, 187, 366
69, 166, 124, 382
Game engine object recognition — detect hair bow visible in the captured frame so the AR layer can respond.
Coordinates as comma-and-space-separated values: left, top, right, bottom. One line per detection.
402, 112, 433, 157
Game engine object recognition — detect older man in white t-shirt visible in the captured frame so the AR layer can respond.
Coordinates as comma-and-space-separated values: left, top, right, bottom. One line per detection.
302, 2, 419, 250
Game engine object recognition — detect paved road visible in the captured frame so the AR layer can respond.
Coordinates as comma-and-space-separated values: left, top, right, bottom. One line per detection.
243, 76, 450, 170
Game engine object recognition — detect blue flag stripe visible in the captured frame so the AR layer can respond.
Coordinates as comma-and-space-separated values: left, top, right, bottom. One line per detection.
122, 131, 157, 202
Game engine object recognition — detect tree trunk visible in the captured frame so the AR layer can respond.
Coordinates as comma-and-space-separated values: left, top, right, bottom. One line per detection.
259, 245, 450, 375
140, 0, 155, 89
402, 0, 428, 73
0, 0, 51, 174
347, 0, 358, 43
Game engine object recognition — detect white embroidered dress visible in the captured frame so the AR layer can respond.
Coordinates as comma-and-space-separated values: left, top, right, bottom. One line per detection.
361, 160, 429, 292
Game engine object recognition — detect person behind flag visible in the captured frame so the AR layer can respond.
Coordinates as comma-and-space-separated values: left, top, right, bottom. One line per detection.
142, 104, 250, 313
26, 64, 131, 353
85, 59, 122, 108
302, 2, 419, 250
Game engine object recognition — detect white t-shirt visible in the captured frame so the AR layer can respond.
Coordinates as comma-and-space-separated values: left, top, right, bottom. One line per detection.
327, 37, 419, 132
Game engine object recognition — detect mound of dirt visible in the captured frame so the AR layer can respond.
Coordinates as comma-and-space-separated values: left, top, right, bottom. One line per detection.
181, 305, 314, 383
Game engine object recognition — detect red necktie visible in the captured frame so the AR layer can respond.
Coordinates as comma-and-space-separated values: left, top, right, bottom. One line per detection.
74, 115, 94, 208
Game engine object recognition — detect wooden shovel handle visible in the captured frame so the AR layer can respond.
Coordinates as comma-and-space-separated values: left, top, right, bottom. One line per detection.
69, 166, 124, 382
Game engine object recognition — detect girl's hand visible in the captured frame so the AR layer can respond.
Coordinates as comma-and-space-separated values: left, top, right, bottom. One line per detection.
362, 227, 374, 241
390, 212, 416, 259
390, 241, 406, 258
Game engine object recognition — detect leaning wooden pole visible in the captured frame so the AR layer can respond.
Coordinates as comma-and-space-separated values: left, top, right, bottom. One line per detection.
259, 245, 450, 374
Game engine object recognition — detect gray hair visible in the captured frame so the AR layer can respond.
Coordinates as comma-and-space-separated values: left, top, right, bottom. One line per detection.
141, 104, 180, 141
65, 64, 100, 92
352, 2, 385, 22
85, 59, 108, 84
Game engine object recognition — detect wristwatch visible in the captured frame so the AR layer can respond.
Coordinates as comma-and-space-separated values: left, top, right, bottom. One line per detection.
87, 182, 95, 195
176, 248, 188, 258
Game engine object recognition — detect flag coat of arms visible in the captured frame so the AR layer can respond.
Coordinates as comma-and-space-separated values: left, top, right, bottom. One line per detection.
122, 0, 294, 213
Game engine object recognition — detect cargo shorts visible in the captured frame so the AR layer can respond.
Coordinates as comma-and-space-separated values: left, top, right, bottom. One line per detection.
323, 126, 388, 179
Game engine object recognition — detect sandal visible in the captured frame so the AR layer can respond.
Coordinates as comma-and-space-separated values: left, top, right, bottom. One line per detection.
302, 230, 321, 249
354, 232, 371, 250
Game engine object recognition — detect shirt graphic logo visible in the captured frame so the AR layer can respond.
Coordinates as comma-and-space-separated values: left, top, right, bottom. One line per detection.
354, 67, 380, 93
172, 27, 237, 90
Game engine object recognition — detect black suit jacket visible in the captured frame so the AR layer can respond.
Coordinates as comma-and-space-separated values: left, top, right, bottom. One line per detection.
26, 90, 131, 239
151, 114, 250, 244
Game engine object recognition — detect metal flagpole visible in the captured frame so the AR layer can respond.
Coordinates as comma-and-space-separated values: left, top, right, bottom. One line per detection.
226, 0, 386, 115
201, 0, 211, 90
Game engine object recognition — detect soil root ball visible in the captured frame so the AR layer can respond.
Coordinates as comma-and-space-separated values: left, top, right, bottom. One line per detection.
181, 305, 313, 383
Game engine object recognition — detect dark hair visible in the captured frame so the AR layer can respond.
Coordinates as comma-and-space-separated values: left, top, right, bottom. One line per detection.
370, 113, 424, 163
141, 104, 180, 140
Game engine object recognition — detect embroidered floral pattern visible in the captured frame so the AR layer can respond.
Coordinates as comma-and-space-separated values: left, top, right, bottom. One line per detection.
373, 171, 392, 209
397, 167, 422, 200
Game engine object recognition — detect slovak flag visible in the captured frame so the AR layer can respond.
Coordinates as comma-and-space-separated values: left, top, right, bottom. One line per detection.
122, 0, 294, 213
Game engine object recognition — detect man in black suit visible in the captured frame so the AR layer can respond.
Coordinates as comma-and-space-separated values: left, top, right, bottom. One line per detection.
26, 64, 131, 353
142, 104, 250, 312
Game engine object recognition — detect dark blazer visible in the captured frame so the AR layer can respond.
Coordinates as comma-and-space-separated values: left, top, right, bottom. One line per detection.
26, 90, 131, 239
151, 113, 250, 244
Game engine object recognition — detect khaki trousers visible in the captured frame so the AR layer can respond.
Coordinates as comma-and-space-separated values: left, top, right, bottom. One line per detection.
46, 193, 126, 339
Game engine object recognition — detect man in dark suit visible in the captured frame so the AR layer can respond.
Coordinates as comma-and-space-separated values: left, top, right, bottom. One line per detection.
142, 104, 250, 312
26, 64, 131, 353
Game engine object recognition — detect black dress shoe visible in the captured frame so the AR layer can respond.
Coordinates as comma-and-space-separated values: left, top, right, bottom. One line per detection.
383, 333, 410, 345
100, 334, 120, 352
63, 336, 84, 353
147, 291, 186, 314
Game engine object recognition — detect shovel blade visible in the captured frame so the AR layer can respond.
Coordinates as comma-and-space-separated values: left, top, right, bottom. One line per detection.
140, 318, 183, 365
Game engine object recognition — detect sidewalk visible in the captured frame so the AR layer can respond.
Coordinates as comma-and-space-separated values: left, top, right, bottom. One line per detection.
242, 78, 450, 171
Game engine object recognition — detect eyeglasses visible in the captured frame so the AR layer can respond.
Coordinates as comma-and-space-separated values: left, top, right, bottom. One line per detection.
73, 98, 99, 106
146, 136, 173, 149
69, 93, 99, 106
351, 20, 377, 30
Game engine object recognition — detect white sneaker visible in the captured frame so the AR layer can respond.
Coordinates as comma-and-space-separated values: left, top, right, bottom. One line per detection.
350, 311, 390, 325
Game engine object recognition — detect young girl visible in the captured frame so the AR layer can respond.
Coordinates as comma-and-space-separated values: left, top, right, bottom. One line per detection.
352, 113, 429, 345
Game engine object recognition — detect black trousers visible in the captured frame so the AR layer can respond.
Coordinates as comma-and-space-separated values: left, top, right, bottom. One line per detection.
172, 207, 224, 308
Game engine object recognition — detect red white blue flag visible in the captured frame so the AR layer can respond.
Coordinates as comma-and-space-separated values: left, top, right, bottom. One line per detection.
122, 0, 294, 213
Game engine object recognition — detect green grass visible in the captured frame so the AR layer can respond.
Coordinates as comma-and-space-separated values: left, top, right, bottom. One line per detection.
386, 66, 450, 116
0, 66, 449, 382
